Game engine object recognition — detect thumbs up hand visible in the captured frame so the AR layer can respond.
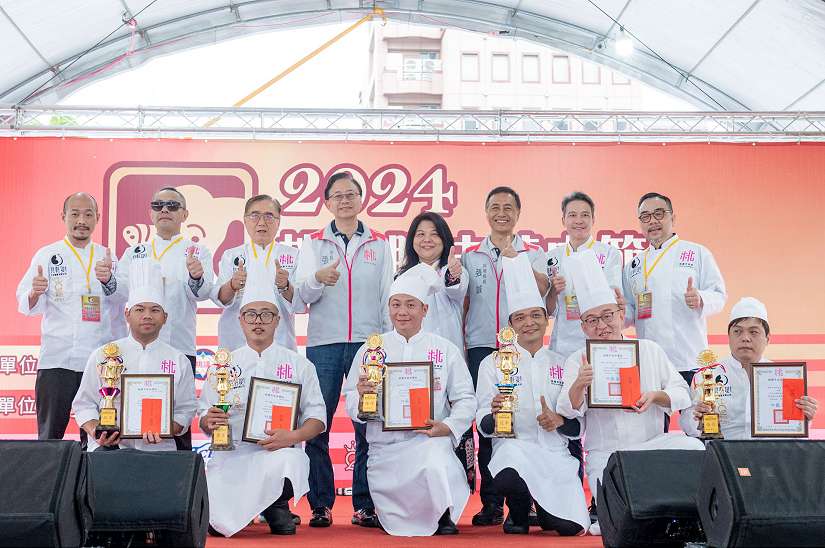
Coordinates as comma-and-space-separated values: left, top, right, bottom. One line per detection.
684, 276, 702, 310
186, 247, 204, 280
31, 265, 48, 298
95, 248, 113, 283
315, 258, 341, 286
537, 395, 564, 432
230, 261, 246, 292
275, 261, 290, 290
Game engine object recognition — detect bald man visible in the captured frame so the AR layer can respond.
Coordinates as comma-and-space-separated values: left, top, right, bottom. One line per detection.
16, 192, 126, 447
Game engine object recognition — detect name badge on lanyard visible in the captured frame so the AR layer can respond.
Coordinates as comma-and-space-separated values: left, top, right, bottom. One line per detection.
637, 290, 653, 320
565, 294, 581, 321
81, 294, 101, 322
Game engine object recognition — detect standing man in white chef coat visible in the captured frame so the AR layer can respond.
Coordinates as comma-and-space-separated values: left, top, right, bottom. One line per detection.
343, 264, 476, 536
477, 253, 589, 535
17, 192, 126, 448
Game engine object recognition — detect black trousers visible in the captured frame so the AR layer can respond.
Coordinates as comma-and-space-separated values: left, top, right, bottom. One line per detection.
35, 368, 87, 449
261, 479, 294, 521
493, 468, 583, 535
467, 346, 502, 507
173, 355, 197, 451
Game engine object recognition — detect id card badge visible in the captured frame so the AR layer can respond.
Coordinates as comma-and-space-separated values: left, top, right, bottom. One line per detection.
81, 294, 101, 322
565, 294, 581, 321
637, 290, 653, 320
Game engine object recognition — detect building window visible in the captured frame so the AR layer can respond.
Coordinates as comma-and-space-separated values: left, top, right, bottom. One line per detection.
522, 54, 540, 83
461, 53, 480, 82
402, 51, 441, 81
551, 55, 570, 83
582, 62, 601, 84
612, 71, 631, 85
491, 54, 510, 82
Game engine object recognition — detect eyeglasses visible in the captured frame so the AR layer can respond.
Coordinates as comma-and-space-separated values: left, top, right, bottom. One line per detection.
242, 310, 278, 324
150, 200, 183, 212
245, 212, 279, 224
638, 208, 670, 223
328, 191, 360, 203
581, 308, 620, 328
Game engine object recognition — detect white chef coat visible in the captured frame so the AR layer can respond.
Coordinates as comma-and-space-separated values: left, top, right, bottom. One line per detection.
476, 344, 590, 530
116, 235, 214, 356
546, 237, 623, 358
211, 242, 299, 351
622, 234, 726, 371
463, 235, 548, 349
17, 240, 127, 372
198, 343, 326, 537
72, 335, 196, 452
557, 337, 704, 499
294, 221, 394, 346
343, 329, 476, 536
420, 263, 469, 351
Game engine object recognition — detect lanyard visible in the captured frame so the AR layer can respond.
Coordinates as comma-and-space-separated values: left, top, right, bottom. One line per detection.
643, 237, 680, 289
151, 236, 184, 261
64, 238, 95, 293
250, 241, 275, 266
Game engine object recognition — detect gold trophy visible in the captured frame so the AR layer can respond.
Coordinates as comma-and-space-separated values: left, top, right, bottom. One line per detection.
493, 327, 521, 438
96, 342, 125, 437
697, 349, 724, 440
358, 334, 387, 421
209, 348, 238, 451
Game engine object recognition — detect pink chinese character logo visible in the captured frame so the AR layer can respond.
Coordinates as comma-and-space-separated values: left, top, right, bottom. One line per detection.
275, 363, 293, 380
160, 360, 177, 374
426, 348, 444, 366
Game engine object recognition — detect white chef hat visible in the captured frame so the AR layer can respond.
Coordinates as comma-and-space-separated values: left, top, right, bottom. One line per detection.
503, 253, 545, 317
240, 259, 277, 308
729, 297, 769, 325
566, 248, 616, 316
127, 259, 165, 309
390, 263, 440, 303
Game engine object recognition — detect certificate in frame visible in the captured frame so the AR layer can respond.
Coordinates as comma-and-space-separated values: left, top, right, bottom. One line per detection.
119, 373, 174, 439
242, 377, 302, 443
382, 361, 434, 431
586, 339, 641, 409
750, 362, 808, 438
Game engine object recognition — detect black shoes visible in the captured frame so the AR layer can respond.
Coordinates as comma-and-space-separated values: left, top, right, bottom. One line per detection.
503, 518, 530, 534
207, 525, 225, 537
309, 506, 333, 528
262, 502, 296, 535
291, 511, 301, 525
435, 511, 459, 535
352, 507, 380, 528
472, 503, 504, 526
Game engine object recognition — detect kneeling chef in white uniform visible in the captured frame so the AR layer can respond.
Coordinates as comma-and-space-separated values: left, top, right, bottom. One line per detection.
556, 250, 704, 536
199, 261, 326, 537
476, 253, 589, 536
72, 260, 196, 451
343, 263, 476, 536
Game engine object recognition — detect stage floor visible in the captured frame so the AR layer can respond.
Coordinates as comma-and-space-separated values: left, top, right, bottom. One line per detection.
206, 493, 602, 547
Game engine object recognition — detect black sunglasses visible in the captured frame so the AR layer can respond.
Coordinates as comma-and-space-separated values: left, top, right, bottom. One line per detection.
150, 200, 183, 212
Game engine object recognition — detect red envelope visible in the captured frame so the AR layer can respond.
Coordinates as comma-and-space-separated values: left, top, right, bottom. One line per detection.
409, 387, 431, 428
619, 366, 641, 408
783, 378, 804, 421
271, 405, 294, 431
141, 398, 162, 433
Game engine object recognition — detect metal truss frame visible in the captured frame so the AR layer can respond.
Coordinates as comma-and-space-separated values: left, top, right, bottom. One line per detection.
2, 105, 825, 141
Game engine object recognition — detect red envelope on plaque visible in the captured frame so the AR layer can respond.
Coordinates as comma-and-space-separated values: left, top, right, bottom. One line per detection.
619, 366, 641, 407
271, 405, 294, 431
783, 378, 804, 421
141, 398, 162, 433
409, 388, 431, 428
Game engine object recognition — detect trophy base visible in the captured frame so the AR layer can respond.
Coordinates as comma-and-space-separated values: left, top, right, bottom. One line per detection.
493, 411, 516, 438
211, 424, 235, 451
357, 412, 382, 422
700, 413, 723, 441
95, 424, 120, 439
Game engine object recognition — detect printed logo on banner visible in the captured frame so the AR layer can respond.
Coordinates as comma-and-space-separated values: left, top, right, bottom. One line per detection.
343, 440, 356, 472
102, 162, 260, 271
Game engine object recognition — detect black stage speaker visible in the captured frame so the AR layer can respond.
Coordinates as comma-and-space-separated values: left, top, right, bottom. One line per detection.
697, 440, 825, 547
597, 449, 705, 547
0, 440, 93, 547
87, 449, 208, 547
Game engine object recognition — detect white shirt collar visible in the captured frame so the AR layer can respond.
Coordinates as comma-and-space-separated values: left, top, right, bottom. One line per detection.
391, 329, 426, 344
125, 334, 161, 352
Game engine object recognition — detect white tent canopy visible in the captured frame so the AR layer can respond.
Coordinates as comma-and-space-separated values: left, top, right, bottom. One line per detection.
2, 0, 824, 110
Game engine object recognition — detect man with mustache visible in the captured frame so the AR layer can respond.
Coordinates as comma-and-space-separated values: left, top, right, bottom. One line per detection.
16, 192, 126, 448
622, 192, 726, 433
116, 186, 215, 450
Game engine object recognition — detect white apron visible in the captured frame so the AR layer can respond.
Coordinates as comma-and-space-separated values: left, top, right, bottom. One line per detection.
206, 443, 310, 537
368, 436, 470, 536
